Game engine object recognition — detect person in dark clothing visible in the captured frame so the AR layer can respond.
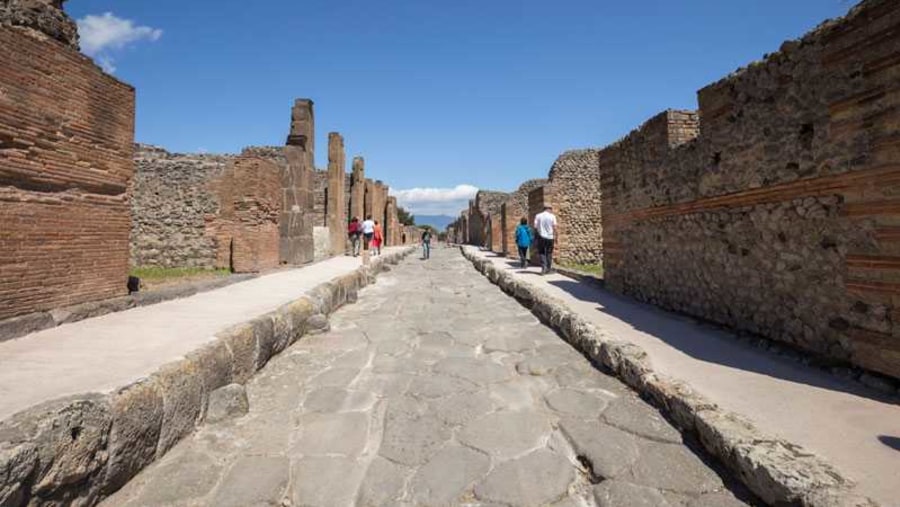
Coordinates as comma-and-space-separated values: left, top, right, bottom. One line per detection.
421, 229, 433, 259
514, 217, 533, 269
347, 217, 361, 256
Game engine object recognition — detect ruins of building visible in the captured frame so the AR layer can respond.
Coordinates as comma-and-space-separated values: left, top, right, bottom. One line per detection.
0, 0, 135, 322
547, 150, 602, 264
598, 0, 900, 380
499, 179, 547, 256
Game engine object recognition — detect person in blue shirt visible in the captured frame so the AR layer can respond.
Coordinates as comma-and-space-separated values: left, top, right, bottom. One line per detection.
514, 217, 533, 268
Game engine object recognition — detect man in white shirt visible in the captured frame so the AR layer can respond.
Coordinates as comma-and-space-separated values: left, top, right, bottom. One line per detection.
361, 215, 376, 251
533, 205, 558, 274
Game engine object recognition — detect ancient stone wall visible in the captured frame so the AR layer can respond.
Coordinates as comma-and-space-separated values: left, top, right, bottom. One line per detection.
548, 150, 602, 264
528, 185, 555, 265
0, 9, 135, 321
473, 190, 508, 249
499, 179, 546, 255
312, 170, 327, 227
350, 157, 365, 222
130, 145, 232, 268
214, 156, 282, 273
281, 99, 316, 265
601, 0, 900, 379
327, 133, 346, 255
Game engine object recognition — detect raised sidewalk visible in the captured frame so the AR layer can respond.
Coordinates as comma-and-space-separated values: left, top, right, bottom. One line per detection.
0, 247, 414, 505
464, 247, 899, 507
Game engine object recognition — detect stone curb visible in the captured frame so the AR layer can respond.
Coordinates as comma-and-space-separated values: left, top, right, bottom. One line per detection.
0, 274, 258, 344
460, 246, 878, 507
0, 247, 416, 506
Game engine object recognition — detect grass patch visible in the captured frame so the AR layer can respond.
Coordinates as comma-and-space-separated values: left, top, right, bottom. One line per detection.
129, 266, 231, 282
558, 262, 604, 278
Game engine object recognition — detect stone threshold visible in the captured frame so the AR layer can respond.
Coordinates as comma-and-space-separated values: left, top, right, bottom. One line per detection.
460, 246, 878, 507
0, 247, 416, 506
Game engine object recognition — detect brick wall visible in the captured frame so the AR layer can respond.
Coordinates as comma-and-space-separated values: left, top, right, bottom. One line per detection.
130, 145, 232, 268
0, 23, 135, 320
214, 156, 282, 273
601, 0, 900, 379
500, 179, 546, 255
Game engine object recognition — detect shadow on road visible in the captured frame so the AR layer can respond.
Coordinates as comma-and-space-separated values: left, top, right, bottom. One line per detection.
878, 435, 900, 452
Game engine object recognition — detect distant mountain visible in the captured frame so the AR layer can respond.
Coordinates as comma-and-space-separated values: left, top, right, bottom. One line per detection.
414, 215, 455, 230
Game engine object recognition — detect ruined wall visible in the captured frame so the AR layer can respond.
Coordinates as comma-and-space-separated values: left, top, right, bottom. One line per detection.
130, 145, 232, 268
350, 157, 365, 221
0, 10, 135, 321
473, 190, 508, 249
312, 170, 327, 227
602, 0, 900, 379
528, 186, 555, 265
500, 179, 546, 255
548, 150, 603, 264
281, 99, 315, 265
327, 133, 347, 255
214, 156, 282, 273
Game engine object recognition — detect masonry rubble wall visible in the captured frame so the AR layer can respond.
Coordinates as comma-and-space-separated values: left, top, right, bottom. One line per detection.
312, 170, 328, 227
528, 185, 555, 265
0, 5, 135, 322
601, 0, 900, 380
548, 150, 603, 264
281, 99, 316, 265
130, 145, 233, 268
327, 133, 347, 255
472, 190, 508, 250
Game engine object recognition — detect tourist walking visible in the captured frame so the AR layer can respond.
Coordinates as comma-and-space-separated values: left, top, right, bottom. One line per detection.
348, 217, 361, 257
421, 229, 433, 259
514, 217, 533, 269
372, 220, 383, 256
361, 215, 375, 251
534, 205, 557, 274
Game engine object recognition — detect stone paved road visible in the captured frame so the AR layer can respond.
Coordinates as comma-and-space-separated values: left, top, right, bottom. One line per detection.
105, 248, 754, 507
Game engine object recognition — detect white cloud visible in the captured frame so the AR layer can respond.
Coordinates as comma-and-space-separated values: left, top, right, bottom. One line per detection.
394, 184, 478, 216
77, 13, 162, 73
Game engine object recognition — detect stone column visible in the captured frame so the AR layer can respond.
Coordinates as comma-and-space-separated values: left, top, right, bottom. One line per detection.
364, 178, 374, 219
281, 98, 315, 265
350, 157, 365, 222
327, 132, 346, 256
386, 196, 399, 246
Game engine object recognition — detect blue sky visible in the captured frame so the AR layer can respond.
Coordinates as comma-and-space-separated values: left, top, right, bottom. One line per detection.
70, 0, 852, 215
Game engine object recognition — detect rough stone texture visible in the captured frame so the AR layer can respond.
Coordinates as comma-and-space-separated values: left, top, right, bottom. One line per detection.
528, 185, 556, 264
204, 384, 249, 423
548, 149, 603, 264
281, 98, 316, 265
500, 179, 547, 255
0, 20, 135, 321
327, 132, 347, 255
462, 245, 872, 506
130, 145, 232, 268
0, 248, 415, 505
312, 169, 328, 226
600, 0, 900, 380
469, 190, 509, 249
210, 456, 289, 507
213, 155, 283, 273
102, 248, 747, 507
350, 156, 365, 222
594, 480, 672, 507
0, 0, 78, 48
313, 226, 331, 262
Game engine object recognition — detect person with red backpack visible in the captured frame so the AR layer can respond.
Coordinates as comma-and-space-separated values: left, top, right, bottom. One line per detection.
347, 217, 361, 256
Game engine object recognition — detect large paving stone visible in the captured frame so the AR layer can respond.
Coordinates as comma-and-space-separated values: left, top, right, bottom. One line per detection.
483, 334, 537, 353
294, 412, 369, 457
379, 398, 451, 465
688, 492, 752, 507
406, 374, 480, 399
308, 367, 361, 389
409, 445, 491, 506
104, 380, 165, 493
122, 451, 223, 506
291, 456, 364, 506
430, 391, 496, 426
210, 455, 289, 507
544, 388, 611, 418
559, 419, 640, 480
459, 410, 552, 459
302, 387, 376, 413
152, 358, 204, 457
602, 394, 683, 444
433, 357, 514, 385
205, 383, 249, 423
627, 441, 725, 494
357, 456, 411, 506
516, 355, 566, 376
474, 449, 574, 506
593, 480, 672, 507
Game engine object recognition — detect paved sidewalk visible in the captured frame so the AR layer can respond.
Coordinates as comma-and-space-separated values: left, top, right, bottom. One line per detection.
105, 248, 751, 506
0, 248, 406, 421
474, 250, 900, 506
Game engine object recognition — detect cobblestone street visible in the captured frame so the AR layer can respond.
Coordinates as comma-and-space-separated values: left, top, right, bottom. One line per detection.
105, 248, 753, 507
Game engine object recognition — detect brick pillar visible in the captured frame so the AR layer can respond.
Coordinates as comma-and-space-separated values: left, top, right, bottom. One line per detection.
281, 98, 315, 265
327, 132, 346, 256
350, 156, 365, 222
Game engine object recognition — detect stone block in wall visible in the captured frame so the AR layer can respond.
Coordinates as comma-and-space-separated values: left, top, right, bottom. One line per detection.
313, 226, 331, 262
